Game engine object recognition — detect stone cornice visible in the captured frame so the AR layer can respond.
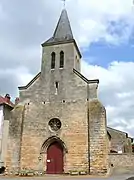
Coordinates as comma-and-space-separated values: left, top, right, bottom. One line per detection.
73, 68, 99, 84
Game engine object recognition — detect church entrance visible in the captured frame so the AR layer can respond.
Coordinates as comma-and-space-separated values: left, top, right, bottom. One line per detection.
46, 141, 64, 174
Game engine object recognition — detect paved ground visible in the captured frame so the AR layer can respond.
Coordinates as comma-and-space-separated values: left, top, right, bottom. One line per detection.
0, 175, 134, 180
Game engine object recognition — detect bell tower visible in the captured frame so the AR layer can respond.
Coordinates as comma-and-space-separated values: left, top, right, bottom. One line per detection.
41, 9, 81, 78
40, 9, 82, 102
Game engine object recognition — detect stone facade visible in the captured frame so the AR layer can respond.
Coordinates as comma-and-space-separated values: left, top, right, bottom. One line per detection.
109, 153, 134, 174
5, 9, 108, 175
89, 100, 108, 174
107, 127, 133, 153
109, 153, 134, 167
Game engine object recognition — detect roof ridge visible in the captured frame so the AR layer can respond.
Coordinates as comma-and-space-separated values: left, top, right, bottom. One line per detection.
107, 126, 127, 135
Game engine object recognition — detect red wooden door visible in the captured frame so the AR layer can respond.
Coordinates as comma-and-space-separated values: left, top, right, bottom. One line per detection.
47, 142, 63, 174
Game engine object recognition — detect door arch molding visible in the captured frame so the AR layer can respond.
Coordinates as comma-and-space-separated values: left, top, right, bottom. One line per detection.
40, 136, 68, 154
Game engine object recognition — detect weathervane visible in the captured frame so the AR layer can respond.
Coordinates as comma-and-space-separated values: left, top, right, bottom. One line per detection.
61, 0, 66, 8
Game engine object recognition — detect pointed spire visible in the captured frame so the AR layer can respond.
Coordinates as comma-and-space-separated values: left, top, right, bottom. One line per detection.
53, 9, 73, 41
42, 9, 74, 46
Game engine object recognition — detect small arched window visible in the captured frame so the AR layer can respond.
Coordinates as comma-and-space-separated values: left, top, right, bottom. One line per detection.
51, 52, 56, 69
60, 51, 64, 68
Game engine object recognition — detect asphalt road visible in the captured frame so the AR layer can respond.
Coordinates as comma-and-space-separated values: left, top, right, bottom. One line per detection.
0, 175, 134, 180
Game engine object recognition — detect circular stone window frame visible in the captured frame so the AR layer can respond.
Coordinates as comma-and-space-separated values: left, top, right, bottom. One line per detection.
48, 118, 62, 132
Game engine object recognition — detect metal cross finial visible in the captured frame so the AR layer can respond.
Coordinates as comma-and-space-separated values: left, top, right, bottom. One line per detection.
61, 0, 66, 8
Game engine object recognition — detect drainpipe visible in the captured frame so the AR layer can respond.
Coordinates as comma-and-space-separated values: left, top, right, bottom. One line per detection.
87, 82, 90, 174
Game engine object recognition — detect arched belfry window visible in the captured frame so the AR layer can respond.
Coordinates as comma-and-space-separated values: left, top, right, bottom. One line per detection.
51, 52, 56, 69
60, 51, 64, 68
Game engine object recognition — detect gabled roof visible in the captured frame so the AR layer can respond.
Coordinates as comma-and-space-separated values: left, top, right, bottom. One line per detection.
0, 95, 14, 108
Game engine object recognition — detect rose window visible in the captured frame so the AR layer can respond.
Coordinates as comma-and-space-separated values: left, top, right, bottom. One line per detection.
48, 118, 61, 131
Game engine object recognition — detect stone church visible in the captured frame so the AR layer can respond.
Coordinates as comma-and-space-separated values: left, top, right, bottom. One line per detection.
5, 8, 109, 175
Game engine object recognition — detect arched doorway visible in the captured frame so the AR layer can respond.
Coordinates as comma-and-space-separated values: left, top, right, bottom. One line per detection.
47, 141, 63, 174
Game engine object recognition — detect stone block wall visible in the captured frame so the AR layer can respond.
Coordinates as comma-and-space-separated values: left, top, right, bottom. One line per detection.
107, 127, 129, 153
89, 100, 108, 175
6, 105, 25, 172
18, 99, 89, 173
109, 153, 134, 171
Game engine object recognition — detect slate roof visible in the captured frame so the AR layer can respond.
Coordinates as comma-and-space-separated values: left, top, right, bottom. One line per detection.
53, 9, 73, 41
41, 8, 82, 57
42, 9, 73, 46
0, 95, 14, 108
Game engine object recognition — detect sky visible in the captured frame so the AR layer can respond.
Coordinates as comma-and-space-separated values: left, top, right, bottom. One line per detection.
0, 0, 134, 136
